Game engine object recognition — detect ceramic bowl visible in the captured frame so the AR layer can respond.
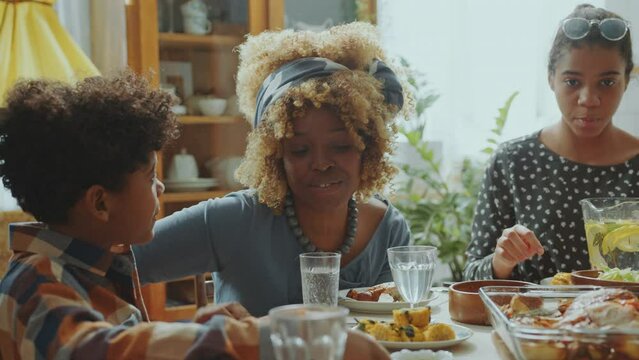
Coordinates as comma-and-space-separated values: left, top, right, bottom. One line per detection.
198, 98, 227, 116
570, 269, 639, 287
449, 279, 533, 325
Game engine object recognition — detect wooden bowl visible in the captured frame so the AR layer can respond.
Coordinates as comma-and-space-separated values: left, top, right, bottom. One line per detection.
570, 269, 639, 287
449, 279, 533, 325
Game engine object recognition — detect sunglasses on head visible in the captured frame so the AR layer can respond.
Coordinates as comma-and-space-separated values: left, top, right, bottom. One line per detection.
562, 18, 630, 41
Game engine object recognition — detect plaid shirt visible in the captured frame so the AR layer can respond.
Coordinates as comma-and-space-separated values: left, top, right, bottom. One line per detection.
0, 223, 261, 360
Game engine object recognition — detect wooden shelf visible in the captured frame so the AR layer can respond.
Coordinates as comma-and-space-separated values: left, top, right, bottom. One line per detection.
159, 32, 243, 50
178, 115, 243, 125
128, 0, 264, 323
162, 190, 229, 203
163, 304, 197, 322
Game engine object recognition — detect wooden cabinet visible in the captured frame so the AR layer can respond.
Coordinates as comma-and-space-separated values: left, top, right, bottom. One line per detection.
125, 0, 376, 321
125, 0, 272, 321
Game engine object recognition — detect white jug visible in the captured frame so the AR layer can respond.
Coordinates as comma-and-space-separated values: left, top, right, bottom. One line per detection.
181, 0, 211, 35
168, 148, 199, 180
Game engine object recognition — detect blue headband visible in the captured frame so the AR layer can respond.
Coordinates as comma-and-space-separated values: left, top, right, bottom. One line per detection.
252, 57, 404, 128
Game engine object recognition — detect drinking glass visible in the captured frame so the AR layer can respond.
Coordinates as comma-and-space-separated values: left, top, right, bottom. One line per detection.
300, 252, 341, 306
269, 304, 349, 360
387, 245, 437, 308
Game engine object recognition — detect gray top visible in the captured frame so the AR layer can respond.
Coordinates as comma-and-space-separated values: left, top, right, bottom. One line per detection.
134, 190, 410, 316
464, 131, 639, 283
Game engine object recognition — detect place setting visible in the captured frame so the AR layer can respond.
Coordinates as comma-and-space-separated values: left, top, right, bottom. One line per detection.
338, 281, 439, 314
348, 246, 474, 352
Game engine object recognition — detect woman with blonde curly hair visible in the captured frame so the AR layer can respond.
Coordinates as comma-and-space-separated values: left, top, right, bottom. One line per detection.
134, 22, 411, 317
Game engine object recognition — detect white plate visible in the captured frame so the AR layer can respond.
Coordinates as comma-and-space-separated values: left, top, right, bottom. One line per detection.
164, 178, 219, 192
338, 287, 438, 314
355, 323, 473, 350
390, 349, 454, 360
540, 277, 554, 286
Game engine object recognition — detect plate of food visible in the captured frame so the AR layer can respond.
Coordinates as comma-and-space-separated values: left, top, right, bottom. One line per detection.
354, 307, 473, 350
339, 282, 438, 314
540, 272, 572, 286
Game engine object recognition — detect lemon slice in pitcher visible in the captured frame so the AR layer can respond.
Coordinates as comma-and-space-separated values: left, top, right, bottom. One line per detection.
585, 223, 608, 268
585, 223, 606, 243
602, 225, 639, 254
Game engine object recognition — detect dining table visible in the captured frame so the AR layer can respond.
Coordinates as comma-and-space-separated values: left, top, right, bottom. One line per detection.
345, 286, 513, 360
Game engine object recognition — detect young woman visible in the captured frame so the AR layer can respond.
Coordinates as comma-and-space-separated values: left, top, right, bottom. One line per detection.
133, 22, 412, 317
464, 4, 639, 282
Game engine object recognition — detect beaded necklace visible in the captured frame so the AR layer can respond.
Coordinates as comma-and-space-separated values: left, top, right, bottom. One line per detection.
284, 192, 358, 254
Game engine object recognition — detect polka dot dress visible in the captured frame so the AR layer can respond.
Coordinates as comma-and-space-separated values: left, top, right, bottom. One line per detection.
463, 131, 639, 283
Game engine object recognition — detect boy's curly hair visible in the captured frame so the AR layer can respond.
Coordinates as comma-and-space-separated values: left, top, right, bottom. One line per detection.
0, 72, 180, 223
235, 22, 412, 210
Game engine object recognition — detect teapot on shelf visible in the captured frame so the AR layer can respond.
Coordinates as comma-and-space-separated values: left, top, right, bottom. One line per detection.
181, 0, 211, 35
167, 148, 199, 180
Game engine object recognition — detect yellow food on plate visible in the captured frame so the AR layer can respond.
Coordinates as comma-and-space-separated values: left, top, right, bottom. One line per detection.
365, 322, 401, 342
423, 323, 456, 341
392, 306, 431, 327
397, 324, 426, 342
550, 272, 572, 285
356, 319, 378, 333
356, 306, 456, 343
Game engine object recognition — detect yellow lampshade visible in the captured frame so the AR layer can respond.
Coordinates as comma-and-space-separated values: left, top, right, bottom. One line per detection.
0, 0, 100, 105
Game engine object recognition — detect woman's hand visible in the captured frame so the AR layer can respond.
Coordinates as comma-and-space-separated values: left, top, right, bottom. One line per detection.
193, 302, 251, 324
344, 329, 390, 360
492, 224, 545, 279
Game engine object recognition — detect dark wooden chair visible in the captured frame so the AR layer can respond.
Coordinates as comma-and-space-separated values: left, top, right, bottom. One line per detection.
0, 210, 34, 277
194, 273, 213, 308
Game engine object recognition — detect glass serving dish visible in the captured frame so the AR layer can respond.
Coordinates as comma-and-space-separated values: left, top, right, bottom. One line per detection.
479, 286, 639, 360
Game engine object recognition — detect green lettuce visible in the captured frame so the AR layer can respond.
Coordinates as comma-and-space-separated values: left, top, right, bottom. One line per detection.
598, 267, 639, 282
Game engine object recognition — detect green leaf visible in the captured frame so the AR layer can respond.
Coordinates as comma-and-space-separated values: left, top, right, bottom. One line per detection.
395, 62, 520, 282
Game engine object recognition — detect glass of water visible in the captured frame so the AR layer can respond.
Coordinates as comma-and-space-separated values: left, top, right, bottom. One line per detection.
300, 252, 341, 306
387, 245, 437, 308
269, 304, 349, 360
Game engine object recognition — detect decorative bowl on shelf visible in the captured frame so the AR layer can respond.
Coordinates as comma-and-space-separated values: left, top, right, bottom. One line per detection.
198, 97, 227, 116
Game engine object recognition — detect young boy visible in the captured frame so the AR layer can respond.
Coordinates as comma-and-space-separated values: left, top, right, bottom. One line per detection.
0, 74, 262, 359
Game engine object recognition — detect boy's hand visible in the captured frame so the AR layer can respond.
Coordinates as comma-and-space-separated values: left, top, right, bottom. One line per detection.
193, 302, 251, 324
344, 329, 390, 360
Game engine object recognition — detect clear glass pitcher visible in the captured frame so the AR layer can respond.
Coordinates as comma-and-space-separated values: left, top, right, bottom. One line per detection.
580, 198, 639, 270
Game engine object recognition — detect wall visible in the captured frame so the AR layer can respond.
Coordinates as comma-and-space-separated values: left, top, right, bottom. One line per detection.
379, 0, 638, 166
606, 0, 639, 135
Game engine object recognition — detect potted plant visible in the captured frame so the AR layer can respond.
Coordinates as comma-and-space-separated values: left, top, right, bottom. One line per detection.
394, 59, 518, 282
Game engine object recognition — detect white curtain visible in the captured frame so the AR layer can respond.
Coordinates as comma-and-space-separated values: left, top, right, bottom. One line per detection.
56, 0, 128, 75
90, 0, 128, 75
54, 0, 92, 56
0, 186, 17, 211
378, 0, 639, 166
